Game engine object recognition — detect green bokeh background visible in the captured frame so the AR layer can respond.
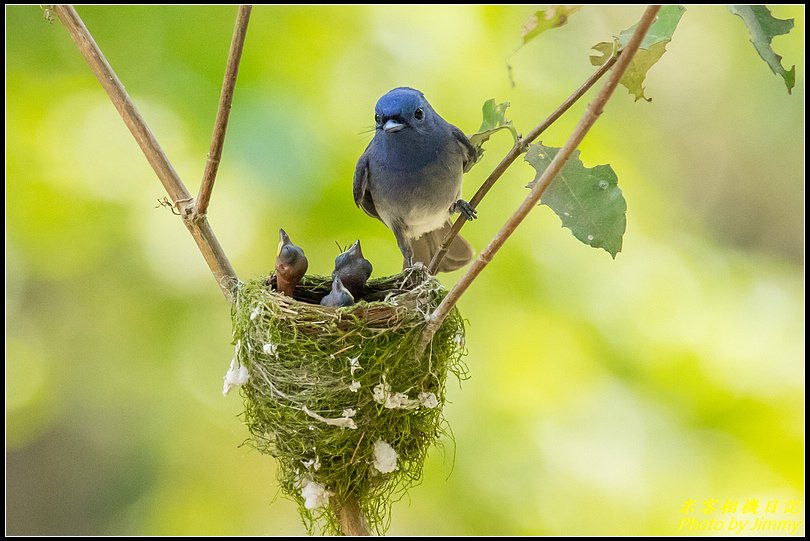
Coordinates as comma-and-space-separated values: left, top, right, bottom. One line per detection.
6, 5, 804, 535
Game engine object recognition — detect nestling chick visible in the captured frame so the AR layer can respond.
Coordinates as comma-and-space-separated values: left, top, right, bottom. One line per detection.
320, 276, 355, 308
332, 240, 373, 299
275, 228, 308, 297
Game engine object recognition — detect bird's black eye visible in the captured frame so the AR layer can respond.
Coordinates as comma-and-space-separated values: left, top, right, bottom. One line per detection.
414, 107, 424, 121
375, 113, 381, 124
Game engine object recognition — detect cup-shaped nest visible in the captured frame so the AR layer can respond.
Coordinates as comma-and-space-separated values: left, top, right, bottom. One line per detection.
231, 265, 467, 534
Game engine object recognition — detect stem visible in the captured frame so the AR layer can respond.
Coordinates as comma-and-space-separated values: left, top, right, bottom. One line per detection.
55, 5, 370, 530
420, 5, 662, 349
427, 53, 619, 274
336, 496, 370, 536
194, 5, 252, 219
53, 5, 238, 300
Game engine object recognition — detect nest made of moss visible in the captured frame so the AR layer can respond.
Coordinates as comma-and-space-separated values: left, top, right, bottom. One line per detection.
231, 265, 467, 535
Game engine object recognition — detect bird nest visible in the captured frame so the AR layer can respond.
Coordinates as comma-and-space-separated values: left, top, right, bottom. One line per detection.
230, 265, 467, 535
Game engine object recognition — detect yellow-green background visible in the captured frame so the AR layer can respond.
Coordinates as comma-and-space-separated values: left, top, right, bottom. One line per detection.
6, 5, 804, 535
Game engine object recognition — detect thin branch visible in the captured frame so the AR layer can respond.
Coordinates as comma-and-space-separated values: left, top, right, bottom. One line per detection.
420, 5, 662, 349
194, 5, 252, 219
428, 53, 619, 274
55, 4, 369, 530
53, 5, 238, 300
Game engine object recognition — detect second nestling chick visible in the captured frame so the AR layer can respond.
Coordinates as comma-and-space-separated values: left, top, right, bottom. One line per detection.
332, 240, 373, 299
275, 228, 308, 297
320, 276, 355, 308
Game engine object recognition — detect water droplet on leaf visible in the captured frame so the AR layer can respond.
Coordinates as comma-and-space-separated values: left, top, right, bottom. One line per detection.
598, 180, 609, 190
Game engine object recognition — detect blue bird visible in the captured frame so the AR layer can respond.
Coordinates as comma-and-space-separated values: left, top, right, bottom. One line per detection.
353, 87, 477, 273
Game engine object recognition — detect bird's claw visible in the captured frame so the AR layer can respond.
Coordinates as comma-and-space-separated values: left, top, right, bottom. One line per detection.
401, 254, 415, 271
453, 199, 477, 221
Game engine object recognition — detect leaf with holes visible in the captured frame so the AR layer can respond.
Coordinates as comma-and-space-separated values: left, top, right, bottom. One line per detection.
521, 5, 581, 44
591, 5, 686, 101
526, 143, 626, 258
729, 5, 795, 94
468, 99, 519, 163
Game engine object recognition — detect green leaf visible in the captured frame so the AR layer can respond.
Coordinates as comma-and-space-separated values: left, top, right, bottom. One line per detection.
521, 5, 581, 44
591, 5, 686, 102
468, 99, 519, 161
728, 5, 796, 94
526, 143, 626, 258
618, 4, 686, 49
592, 40, 670, 102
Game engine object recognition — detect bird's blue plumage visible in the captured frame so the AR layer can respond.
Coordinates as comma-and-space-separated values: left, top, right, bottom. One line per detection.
353, 88, 477, 273
375, 87, 425, 121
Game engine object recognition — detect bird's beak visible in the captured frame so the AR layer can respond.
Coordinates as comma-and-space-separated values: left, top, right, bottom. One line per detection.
349, 239, 363, 256
383, 119, 404, 133
278, 228, 290, 255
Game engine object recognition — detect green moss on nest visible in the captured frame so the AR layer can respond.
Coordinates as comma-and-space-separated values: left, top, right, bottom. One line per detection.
231, 265, 467, 535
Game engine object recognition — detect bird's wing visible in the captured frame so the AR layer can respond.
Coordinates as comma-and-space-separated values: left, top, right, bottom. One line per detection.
450, 125, 478, 173
353, 148, 380, 220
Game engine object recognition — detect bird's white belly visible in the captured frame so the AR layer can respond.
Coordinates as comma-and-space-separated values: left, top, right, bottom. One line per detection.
378, 203, 450, 240
401, 207, 450, 240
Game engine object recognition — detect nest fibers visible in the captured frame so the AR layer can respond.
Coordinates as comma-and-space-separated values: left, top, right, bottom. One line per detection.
230, 265, 467, 535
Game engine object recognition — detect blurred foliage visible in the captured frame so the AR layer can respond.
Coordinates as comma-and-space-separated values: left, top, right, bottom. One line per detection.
729, 5, 796, 93
521, 5, 581, 45
5, 5, 804, 535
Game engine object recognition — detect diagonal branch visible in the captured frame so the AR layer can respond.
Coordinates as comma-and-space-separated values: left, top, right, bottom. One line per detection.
54, 5, 368, 532
194, 5, 253, 219
428, 53, 618, 274
53, 5, 238, 300
420, 5, 662, 349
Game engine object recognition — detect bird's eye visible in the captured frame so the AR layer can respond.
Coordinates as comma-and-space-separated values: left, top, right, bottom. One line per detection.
414, 107, 424, 121
374, 113, 381, 124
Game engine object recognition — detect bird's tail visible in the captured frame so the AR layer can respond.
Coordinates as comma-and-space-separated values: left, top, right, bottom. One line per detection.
411, 221, 474, 273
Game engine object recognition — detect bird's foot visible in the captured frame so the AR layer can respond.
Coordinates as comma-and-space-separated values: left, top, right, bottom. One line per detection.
452, 199, 478, 221
401, 254, 415, 271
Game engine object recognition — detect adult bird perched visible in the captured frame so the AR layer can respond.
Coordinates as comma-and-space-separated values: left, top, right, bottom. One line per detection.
275, 228, 308, 297
353, 87, 477, 273
320, 276, 355, 308
332, 240, 373, 299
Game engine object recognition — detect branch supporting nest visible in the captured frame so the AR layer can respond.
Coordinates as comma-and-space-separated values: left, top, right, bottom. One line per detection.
427, 53, 619, 274
52, 4, 239, 300
419, 5, 663, 350
194, 5, 252, 219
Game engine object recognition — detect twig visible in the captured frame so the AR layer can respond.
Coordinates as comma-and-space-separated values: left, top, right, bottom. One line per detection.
428, 53, 619, 274
194, 5, 252, 219
53, 5, 238, 300
420, 5, 662, 349
56, 4, 370, 533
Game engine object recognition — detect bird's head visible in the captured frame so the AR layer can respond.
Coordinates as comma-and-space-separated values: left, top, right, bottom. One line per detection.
334, 239, 363, 268
374, 87, 437, 135
277, 228, 304, 266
